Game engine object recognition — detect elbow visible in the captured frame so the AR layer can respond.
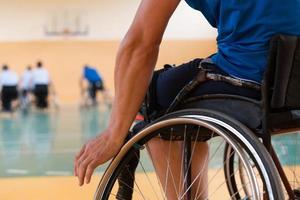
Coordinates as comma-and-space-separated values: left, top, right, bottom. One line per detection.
120, 29, 161, 55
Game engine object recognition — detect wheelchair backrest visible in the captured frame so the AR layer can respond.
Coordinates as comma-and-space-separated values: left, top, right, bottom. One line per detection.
263, 34, 300, 130
264, 34, 300, 110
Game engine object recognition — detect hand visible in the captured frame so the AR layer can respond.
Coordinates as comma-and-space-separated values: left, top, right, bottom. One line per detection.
74, 129, 123, 186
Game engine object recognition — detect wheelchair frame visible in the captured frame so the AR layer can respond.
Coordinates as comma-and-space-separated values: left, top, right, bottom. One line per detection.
94, 34, 300, 200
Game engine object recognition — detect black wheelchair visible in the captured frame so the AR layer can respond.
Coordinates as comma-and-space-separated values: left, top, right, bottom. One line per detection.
94, 35, 300, 200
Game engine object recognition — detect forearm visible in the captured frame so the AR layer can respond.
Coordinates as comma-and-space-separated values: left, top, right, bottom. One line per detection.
74, 0, 182, 185
108, 41, 159, 142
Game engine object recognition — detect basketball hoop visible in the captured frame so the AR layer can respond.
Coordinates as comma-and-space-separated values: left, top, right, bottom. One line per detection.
44, 11, 89, 37
62, 28, 71, 36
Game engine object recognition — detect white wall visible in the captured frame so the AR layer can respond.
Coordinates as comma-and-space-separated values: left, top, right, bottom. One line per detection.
0, 0, 217, 41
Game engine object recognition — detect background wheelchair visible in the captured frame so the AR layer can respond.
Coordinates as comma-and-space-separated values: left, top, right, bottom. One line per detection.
94, 35, 300, 200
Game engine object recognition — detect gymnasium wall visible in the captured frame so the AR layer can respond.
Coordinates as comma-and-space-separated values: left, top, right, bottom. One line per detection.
0, 0, 218, 104
0, 40, 217, 103
0, 0, 216, 41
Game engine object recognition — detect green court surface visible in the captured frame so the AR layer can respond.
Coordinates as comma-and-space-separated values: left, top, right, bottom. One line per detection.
0, 106, 299, 177
0, 105, 111, 177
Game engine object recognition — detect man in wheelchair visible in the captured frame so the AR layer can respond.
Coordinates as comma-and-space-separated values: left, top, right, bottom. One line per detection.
74, 0, 300, 199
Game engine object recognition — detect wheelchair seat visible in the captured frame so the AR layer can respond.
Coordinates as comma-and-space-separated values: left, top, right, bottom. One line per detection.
180, 94, 263, 134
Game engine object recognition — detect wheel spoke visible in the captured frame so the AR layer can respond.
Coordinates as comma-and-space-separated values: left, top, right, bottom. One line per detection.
137, 151, 161, 200
98, 114, 283, 200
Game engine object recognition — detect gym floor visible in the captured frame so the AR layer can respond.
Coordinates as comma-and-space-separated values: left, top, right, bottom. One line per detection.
0, 105, 111, 199
0, 105, 299, 199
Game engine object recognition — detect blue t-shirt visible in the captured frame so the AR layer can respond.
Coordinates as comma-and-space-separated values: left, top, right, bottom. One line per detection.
185, 0, 300, 83
83, 66, 102, 83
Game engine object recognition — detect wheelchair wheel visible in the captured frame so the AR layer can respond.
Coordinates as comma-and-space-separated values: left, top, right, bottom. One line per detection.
273, 132, 300, 198
94, 109, 283, 200
226, 132, 300, 199
224, 143, 264, 200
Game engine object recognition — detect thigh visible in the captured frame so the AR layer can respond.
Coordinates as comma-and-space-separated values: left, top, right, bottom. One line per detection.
95, 80, 104, 91
1, 87, 8, 101
34, 85, 41, 96
35, 85, 48, 96
155, 60, 261, 109
43, 85, 49, 96
156, 58, 202, 108
11, 87, 18, 100
2, 87, 14, 101
89, 83, 97, 98
191, 80, 261, 100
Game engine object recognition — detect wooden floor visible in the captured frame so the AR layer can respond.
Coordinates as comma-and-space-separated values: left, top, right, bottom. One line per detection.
0, 176, 100, 200
1, 167, 299, 200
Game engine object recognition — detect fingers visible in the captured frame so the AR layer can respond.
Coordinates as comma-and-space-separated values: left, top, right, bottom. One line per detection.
76, 144, 86, 160
78, 156, 93, 186
85, 161, 97, 184
74, 133, 119, 187
76, 143, 100, 186
74, 144, 86, 176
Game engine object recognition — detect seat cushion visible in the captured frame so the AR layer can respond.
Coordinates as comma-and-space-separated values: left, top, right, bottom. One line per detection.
180, 96, 262, 134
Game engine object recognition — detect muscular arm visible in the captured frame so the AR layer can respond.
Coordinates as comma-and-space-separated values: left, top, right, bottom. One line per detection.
110, 0, 181, 143
75, 0, 181, 186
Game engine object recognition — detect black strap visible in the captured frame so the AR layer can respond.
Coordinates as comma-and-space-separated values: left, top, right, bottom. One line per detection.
165, 65, 261, 114
166, 69, 208, 113
206, 73, 261, 91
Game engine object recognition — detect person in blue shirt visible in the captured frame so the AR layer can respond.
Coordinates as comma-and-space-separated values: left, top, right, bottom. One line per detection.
75, 0, 300, 198
80, 65, 105, 106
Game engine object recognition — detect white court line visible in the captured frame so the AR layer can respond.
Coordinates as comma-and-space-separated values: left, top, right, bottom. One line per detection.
6, 169, 29, 175
0, 148, 79, 155
45, 171, 71, 176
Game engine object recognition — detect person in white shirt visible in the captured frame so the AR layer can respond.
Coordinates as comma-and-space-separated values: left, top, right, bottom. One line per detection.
0, 65, 19, 112
32, 61, 51, 109
19, 66, 34, 108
